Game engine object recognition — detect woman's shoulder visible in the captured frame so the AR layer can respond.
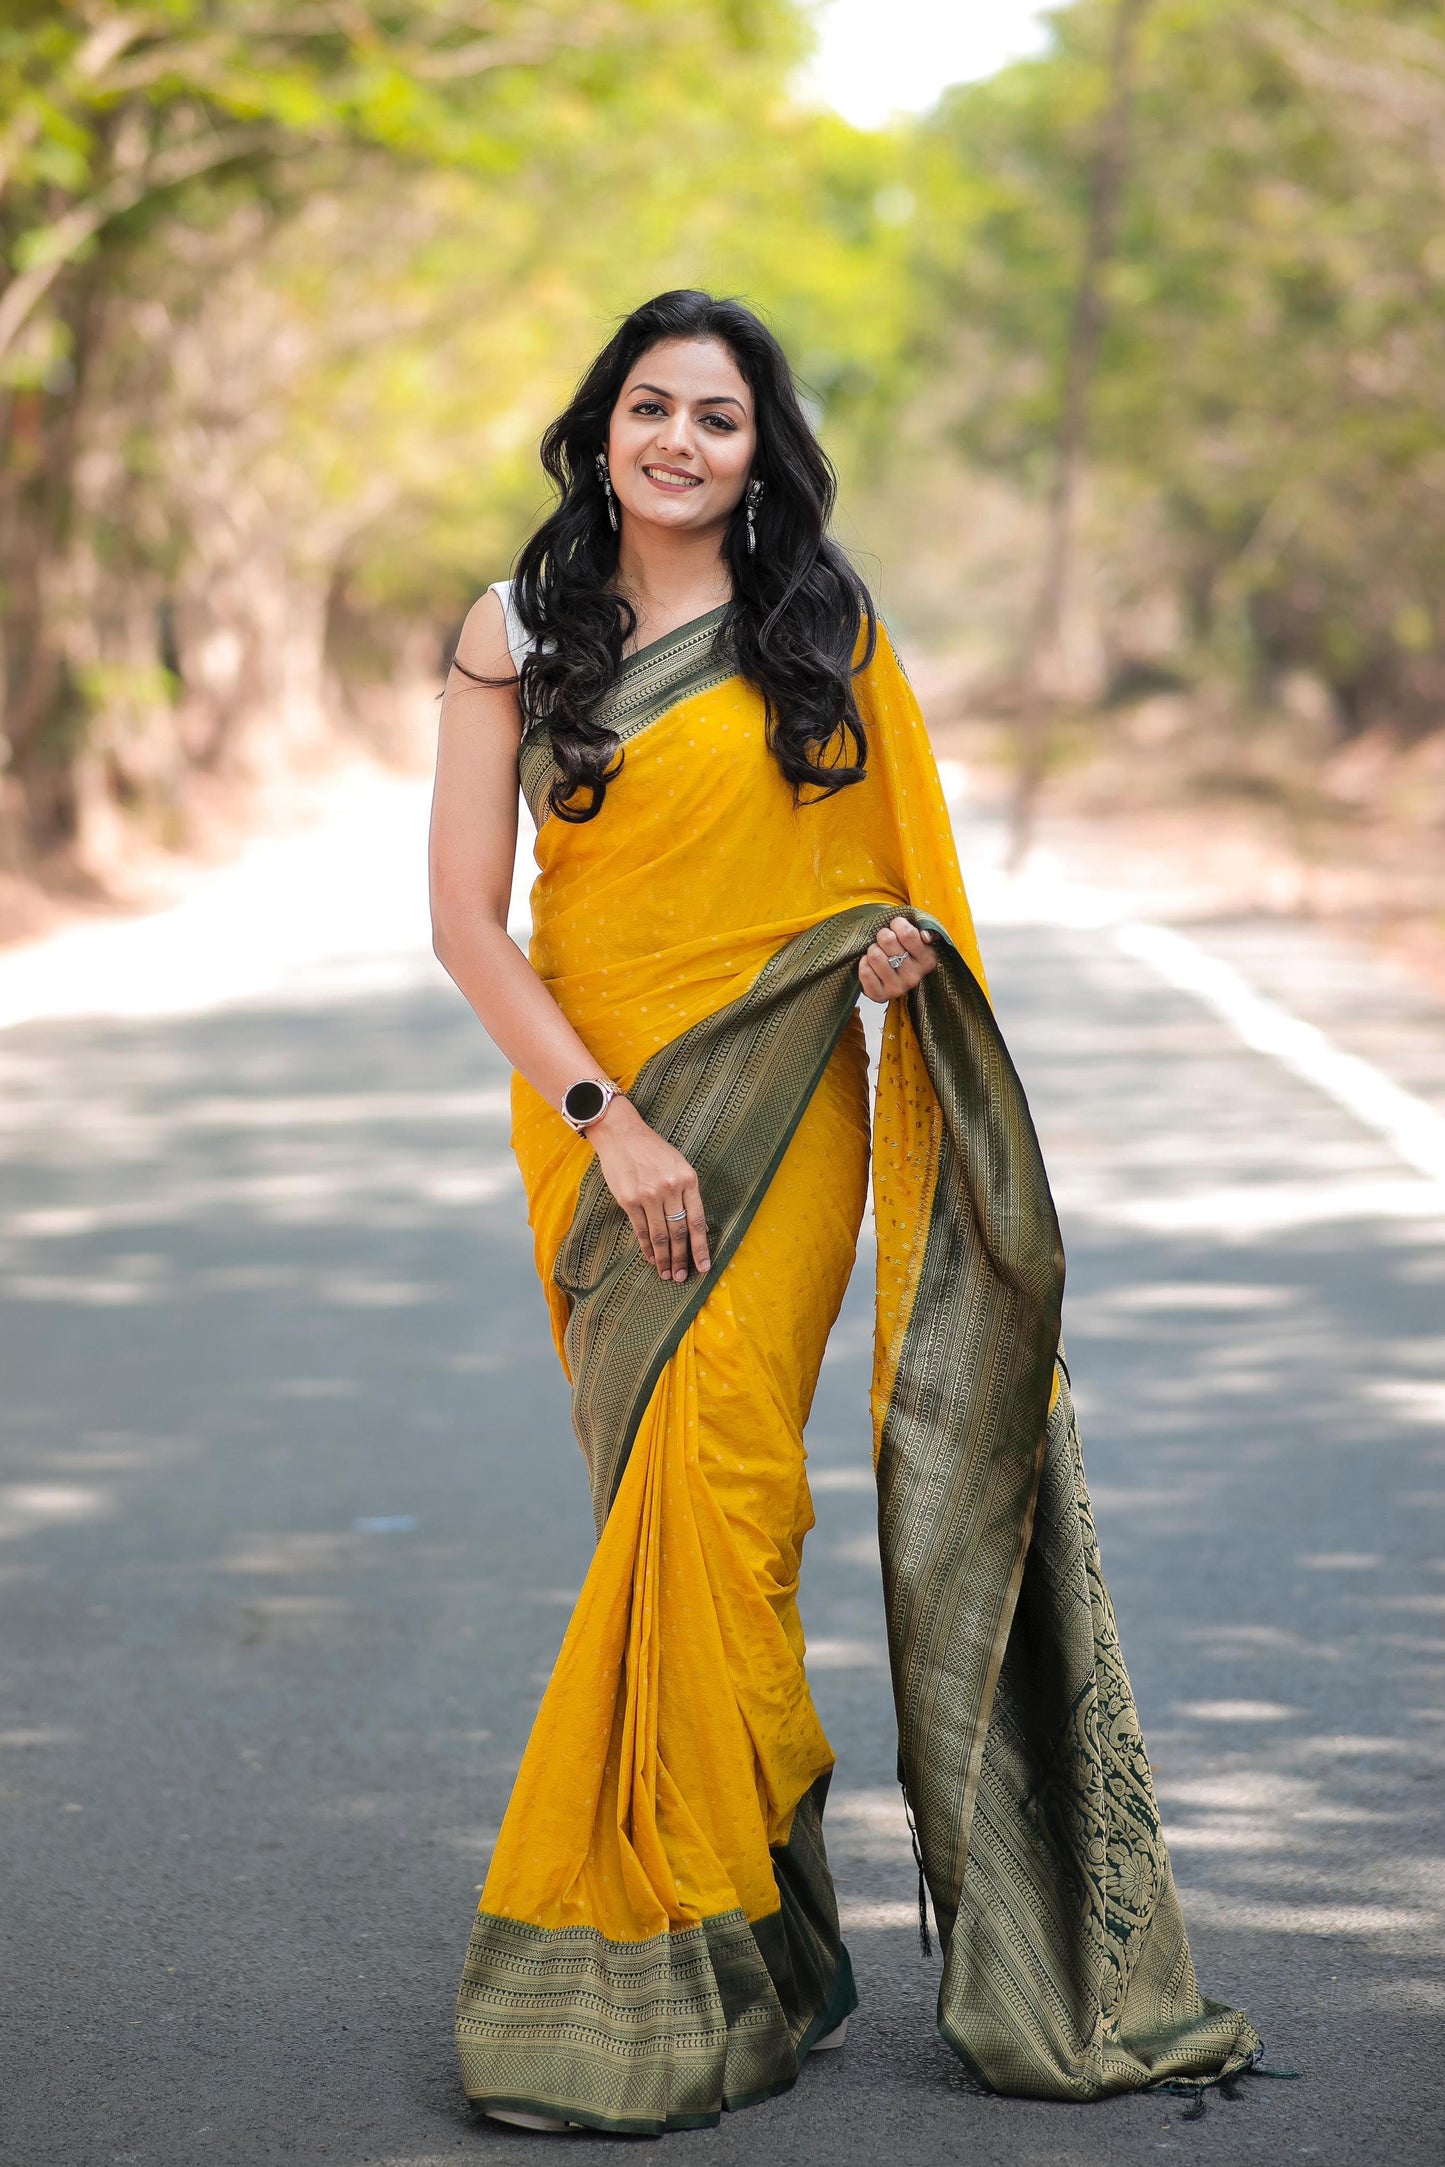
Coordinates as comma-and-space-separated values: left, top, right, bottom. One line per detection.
451, 582, 534, 684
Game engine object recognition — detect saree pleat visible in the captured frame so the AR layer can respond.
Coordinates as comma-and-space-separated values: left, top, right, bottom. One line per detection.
457, 1019, 868, 2131
455, 616, 1259, 2129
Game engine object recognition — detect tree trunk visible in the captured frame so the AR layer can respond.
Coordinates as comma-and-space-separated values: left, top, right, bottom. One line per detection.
0, 267, 105, 857
1010, 0, 1152, 867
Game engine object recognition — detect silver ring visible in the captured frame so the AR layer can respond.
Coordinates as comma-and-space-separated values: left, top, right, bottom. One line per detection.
665, 1211, 688, 1221
887, 953, 906, 971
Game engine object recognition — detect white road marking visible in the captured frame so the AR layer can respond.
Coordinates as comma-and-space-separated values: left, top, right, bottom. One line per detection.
948, 773, 1445, 1196
1116, 919, 1445, 1185
1095, 1176, 1445, 1238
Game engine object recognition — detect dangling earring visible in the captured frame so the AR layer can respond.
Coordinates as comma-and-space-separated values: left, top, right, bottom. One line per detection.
595, 450, 619, 533
745, 476, 763, 556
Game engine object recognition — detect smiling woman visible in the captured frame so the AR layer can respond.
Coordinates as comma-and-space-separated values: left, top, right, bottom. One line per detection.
467, 291, 876, 827
429, 290, 1260, 2135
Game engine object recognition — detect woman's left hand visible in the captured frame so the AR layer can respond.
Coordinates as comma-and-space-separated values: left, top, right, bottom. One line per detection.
859, 915, 938, 1003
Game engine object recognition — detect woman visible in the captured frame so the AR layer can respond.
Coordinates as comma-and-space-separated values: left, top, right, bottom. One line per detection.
430, 290, 1259, 2136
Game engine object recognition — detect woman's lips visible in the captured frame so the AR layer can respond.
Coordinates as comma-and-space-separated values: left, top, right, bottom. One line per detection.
642, 465, 703, 492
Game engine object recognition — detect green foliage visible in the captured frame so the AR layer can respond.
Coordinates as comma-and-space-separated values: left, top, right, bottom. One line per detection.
5, 0, 1445, 840
904, 0, 1445, 733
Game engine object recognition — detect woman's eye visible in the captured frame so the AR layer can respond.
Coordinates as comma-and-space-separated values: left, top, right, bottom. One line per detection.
702, 415, 736, 431
631, 401, 664, 416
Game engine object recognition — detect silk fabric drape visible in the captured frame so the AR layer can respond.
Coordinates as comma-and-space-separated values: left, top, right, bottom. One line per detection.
454, 619, 1260, 2130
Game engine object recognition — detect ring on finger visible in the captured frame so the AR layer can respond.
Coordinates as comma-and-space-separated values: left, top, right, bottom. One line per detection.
887, 953, 906, 971
665, 1210, 688, 1221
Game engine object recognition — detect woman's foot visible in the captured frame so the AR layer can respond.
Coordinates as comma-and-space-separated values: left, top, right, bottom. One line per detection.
812, 2014, 849, 2052
484, 2106, 577, 2132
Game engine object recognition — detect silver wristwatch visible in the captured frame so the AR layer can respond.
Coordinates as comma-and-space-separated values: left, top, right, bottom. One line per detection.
560, 1078, 619, 1132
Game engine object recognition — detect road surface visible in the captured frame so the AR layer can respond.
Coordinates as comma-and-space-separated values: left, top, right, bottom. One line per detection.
2, 775, 1443, 2164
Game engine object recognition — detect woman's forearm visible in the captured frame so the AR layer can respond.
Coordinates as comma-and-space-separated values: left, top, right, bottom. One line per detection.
433, 908, 617, 1115
435, 903, 706, 1280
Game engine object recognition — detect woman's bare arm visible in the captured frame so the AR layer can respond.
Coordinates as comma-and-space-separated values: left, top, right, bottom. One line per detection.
429, 592, 596, 1107
428, 590, 710, 1282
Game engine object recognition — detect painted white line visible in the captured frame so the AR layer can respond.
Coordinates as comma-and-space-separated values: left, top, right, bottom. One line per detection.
960, 801, 1445, 1190
1115, 919, 1445, 1185
1090, 1175, 1445, 1238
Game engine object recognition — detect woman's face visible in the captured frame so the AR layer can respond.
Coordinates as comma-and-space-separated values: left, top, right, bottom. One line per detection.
606, 337, 757, 540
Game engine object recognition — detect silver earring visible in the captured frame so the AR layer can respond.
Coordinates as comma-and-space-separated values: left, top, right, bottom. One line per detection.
595, 451, 618, 533
745, 477, 763, 556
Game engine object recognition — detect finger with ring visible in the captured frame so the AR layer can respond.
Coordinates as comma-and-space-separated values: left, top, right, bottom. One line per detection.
663, 1195, 691, 1283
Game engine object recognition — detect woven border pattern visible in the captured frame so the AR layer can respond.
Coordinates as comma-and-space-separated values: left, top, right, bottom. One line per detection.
518, 607, 733, 827
456, 1777, 855, 2132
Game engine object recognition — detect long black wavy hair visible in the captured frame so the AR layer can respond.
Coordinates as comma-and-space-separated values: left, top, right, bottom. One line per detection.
500, 289, 876, 822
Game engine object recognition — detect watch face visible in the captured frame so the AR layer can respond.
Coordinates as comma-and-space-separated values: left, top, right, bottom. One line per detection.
564, 1079, 607, 1124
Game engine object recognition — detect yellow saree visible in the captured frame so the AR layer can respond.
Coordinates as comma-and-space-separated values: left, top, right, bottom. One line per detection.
454, 611, 1260, 2131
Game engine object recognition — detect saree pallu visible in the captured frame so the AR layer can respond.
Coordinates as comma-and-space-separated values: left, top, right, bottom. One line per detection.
455, 611, 1260, 2131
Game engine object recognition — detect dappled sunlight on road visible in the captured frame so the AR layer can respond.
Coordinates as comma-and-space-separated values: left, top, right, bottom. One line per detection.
0, 1481, 116, 1541
1, 778, 1443, 2159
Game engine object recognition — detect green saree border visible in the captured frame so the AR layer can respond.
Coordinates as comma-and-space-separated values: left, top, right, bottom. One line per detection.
518, 604, 734, 827
456, 1774, 856, 2134
874, 947, 1260, 2098
929, 1361, 1263, 2099
546, 902, 1259, 2103
874, 942, 1064, 1953
464, 1947, 854, 2138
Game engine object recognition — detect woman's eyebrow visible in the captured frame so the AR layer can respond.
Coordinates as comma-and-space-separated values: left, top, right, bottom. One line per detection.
627, 381, 747, 411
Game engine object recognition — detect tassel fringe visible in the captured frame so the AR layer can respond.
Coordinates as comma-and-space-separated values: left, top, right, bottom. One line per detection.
1157, 2045, 1302, 2117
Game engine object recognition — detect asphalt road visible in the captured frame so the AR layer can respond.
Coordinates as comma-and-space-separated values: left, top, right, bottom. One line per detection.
3, 789, 1443, 2165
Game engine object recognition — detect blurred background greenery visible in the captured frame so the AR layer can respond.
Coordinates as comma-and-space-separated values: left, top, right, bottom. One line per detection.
2, 1, 1443, 962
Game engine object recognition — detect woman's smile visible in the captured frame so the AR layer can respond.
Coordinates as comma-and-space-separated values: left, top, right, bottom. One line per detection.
641, 463, 703, 492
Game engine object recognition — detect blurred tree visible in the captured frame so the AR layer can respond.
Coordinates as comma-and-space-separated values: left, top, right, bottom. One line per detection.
16, 0, 1445, 878
907, 0, 1445, 772
1012, 0, 1151, 860
0, 0, 824, 849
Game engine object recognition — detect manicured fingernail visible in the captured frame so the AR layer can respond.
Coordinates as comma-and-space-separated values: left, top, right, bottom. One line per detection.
674, 1270, 687, 1282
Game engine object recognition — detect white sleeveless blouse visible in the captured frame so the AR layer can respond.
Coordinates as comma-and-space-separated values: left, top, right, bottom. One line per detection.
488, 580, 535, 674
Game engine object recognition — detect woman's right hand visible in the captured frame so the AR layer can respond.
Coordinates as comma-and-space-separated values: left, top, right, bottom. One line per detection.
589, 1098, 710, 1284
